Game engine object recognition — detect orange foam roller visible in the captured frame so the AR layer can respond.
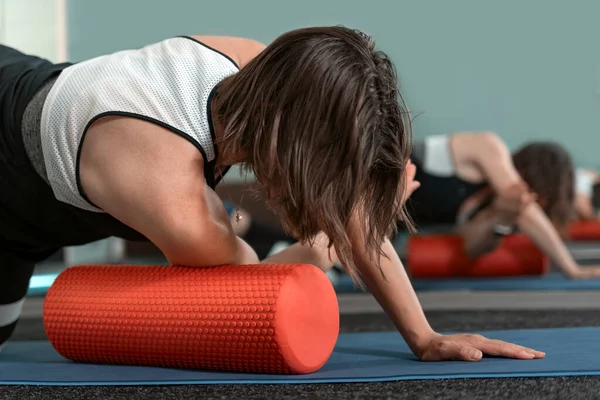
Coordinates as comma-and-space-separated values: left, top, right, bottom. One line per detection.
407, 234, 549, 278
43, 264, 339, 375
567, 220, 600, 241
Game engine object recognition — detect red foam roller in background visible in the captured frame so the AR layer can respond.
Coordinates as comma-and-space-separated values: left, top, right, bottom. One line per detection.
567, 220, 600, 241
43, 264, 340, 375
407, 234, 549, 278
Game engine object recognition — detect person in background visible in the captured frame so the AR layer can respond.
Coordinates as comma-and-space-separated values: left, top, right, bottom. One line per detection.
406, 132, 600, 279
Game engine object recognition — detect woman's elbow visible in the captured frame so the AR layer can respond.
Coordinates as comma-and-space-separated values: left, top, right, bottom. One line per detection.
159, 223, 239, 268
167, 238, 258, 267
477, 132, 511, 161
165, 248, 236, 268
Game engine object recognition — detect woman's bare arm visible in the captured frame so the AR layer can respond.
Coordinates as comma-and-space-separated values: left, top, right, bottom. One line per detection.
575, 194, 595, 220
79, 116, 259, 267
346, 211, 542, 361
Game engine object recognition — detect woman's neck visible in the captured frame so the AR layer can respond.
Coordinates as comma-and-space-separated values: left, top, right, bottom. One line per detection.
210, 82, 249, 168
211, 117, 247, 168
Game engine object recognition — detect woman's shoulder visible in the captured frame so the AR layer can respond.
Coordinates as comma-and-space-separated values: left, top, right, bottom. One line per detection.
79, 115, 234, 261
80, 115, 210, 211
187, 35, 266, 68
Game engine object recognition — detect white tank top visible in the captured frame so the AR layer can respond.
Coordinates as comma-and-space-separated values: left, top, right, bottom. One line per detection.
422, 134, 456, 177
575, 168, 595, 197
40, 36, 239, 212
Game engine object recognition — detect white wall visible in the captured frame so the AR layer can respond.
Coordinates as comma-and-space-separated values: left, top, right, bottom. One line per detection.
0, 0, 67, 62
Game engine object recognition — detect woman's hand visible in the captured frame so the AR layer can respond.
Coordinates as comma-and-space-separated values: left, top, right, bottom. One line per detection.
566, 267, 600, 279
416, 332, 545, 362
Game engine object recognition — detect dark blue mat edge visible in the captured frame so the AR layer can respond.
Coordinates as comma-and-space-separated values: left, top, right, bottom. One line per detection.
3, 371, 600, 386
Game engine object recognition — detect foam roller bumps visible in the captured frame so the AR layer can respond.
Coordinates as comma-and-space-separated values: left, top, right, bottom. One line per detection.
43, 264, 340, 374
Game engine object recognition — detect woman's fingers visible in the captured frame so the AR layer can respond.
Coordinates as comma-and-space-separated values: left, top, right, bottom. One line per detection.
477, 339, 544, 359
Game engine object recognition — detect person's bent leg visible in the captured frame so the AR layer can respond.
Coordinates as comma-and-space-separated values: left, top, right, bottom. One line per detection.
0, 252, 36, 352
261, 232, 339, 271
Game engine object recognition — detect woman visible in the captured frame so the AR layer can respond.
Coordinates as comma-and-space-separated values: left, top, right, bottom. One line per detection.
407, 132, 600, 278
0, 27, 543, 361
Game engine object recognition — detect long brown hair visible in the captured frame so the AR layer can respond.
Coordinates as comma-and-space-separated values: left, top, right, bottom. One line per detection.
512, 141, 575, 233
213, 26, 413, 282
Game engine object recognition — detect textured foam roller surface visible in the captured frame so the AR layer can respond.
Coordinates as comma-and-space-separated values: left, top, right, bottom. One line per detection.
43, 264, 339, 375
408, 234, 548, 278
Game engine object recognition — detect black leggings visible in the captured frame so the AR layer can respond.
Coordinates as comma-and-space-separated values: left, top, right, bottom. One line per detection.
0, 251, 37, 349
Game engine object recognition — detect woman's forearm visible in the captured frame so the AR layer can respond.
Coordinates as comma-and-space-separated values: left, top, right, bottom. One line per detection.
278, 228, 436, 355
262, 219, 437, 356
517, 202, 579, 277
575, 194, 595, 220
351, 237, 435, 356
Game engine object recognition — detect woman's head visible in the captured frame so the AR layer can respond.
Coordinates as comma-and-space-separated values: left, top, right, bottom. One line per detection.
214, 26, 413, 282
512, 141, 575, 232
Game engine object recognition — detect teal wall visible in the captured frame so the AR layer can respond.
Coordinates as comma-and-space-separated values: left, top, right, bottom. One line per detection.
67, 0, 600, 168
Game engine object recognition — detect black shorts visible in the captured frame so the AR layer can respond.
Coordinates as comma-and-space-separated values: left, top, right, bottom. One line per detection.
406, 139, 486, 226
0, 45, 147, 265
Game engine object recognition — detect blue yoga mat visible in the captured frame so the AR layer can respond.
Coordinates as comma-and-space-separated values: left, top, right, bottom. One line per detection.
1, 327, 599, 385
334, 273, 600, 293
